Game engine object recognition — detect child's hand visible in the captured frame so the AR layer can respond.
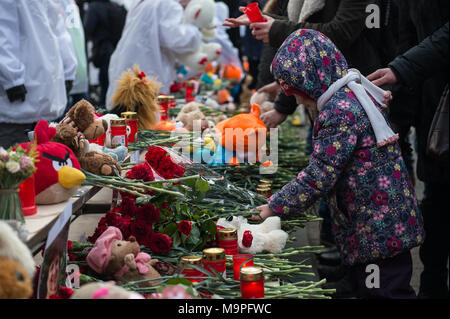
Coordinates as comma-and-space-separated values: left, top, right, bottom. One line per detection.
251, 205, 276, 221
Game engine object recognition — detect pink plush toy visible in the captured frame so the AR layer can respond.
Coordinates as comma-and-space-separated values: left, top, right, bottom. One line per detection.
86, 227, 161, 287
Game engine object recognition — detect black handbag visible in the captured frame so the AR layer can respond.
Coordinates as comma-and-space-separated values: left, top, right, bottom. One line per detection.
427, 84, 449, 163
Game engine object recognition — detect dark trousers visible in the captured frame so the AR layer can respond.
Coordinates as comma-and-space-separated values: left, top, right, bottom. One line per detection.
419, 182, 449, 298
99, 59, 110, 108
351, 251, 417, 299
0, 122, 37, 149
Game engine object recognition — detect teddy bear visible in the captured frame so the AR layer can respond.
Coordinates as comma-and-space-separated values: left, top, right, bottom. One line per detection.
175, 102, 208, 131
71, 282, 145, 299
53, 99, 108, 158
51, 100, 123, 177
250, 91, 275, 114
0, 221, 36, 298
0, 257, 33, 299
175, 0, 222, 74
216, 216, 289, 255
86, 227, 162, 288
79, 151, 122, 177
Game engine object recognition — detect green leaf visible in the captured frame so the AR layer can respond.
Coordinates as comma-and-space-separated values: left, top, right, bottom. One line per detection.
201, 220, 217, 236
195, 179, 210, 193
172, 232, 181, 247
161, 223, 177, 236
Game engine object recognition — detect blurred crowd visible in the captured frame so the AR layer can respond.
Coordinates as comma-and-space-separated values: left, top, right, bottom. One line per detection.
0, 0, 447, 299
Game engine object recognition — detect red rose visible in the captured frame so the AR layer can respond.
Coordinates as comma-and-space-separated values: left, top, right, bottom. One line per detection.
67, 241, 73, 251
130, 220, 153, 246
242, 231, 253, 248
178, 220, 192, 237
68, 253, 77, 261
149, 233, 172, 254
136, 203, 160, 225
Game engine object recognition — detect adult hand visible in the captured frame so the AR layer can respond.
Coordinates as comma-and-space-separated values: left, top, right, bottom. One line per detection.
261, 109, 287, 129
250, 16, 275, 43
223, 7, 250, 28
6, 85, 27, 103
251, 205, 276, 221
367, 68, 398, 87
257, 81, 280, 102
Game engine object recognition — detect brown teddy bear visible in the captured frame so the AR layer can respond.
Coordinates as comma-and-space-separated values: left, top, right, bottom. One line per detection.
86, 227, 161, 288
0, 221, 35, 299
0, 257, 33, 299
53, 99, 108, 158
175, 102, 209, 131
79, 151, 122, 176
52, 99, 122, 176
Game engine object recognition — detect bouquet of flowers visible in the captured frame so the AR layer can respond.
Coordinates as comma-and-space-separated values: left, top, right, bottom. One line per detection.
0, 145, 38, 222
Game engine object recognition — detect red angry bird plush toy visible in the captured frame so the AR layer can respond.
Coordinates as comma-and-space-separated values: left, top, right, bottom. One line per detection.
20, 120, 86, 205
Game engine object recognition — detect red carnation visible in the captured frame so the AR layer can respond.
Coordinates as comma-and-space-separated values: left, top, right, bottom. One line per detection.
105, 210, 122, 226
117, 215, 132, 240
242, 230, 253, 248
136, 203, 160, 225
67, 240, 73, 251
119, 197, 138, 217
178, 220, 192, 237
149, 233, 172, 254
130, 220, 153, 247
126, 163, 155, 182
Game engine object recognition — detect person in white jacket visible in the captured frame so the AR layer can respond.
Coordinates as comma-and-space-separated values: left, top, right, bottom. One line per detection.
106, 0, 202, 110
0, 0, 77, 149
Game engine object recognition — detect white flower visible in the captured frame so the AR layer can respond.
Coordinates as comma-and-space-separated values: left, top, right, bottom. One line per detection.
6, 160, 20, 174
0, 147, 8, 161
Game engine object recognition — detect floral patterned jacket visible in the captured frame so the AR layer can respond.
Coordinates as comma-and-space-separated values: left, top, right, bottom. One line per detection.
269, 29, 424, 265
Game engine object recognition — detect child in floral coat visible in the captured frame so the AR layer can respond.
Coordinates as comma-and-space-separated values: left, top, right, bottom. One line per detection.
255, 29, 424, 298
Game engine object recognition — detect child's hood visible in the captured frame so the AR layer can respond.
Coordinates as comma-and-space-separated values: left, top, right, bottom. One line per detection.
271, 29, 348, 101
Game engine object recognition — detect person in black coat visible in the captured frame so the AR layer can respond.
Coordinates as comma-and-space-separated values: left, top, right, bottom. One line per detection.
369, 22, 449, 299
84, 0, 127, 107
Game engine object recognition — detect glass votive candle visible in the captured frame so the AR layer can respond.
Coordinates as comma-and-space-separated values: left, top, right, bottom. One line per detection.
218, 228, 239, 255
121, 111, 139, 144
202, 247, 227, 279
180, 255, 205, 283
18, 174, 37, 216
243, 3, 267, 23
233, 254, 254, 281
240, 266, 264, 299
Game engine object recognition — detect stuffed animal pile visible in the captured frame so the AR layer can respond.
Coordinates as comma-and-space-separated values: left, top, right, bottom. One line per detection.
176, 0, 222, 73
51, 100, 122, 177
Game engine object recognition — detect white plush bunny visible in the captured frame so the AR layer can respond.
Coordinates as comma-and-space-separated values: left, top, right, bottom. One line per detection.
175, 0, 222, 73
217, 216, 289, 255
